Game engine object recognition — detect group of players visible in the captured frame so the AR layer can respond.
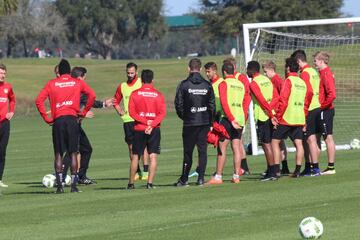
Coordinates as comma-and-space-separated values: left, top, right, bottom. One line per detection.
0, 48, 336, 192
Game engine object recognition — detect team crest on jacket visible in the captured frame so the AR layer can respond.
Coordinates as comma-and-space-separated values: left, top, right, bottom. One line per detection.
3, 88, 8, 94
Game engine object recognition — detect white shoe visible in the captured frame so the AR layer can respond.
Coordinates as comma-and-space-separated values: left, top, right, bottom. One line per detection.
321, 168, 336, 175
0, 181, 8, 187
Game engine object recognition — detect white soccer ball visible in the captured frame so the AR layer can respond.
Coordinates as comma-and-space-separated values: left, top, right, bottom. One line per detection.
350, 138, 360, 149
42, 174, 56, 188
320, 141, 327, 151
64, 175, 71, 186
299, 217, 324, 239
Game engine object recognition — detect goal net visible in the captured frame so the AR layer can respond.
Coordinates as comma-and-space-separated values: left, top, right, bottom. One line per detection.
242, 18, 360, 155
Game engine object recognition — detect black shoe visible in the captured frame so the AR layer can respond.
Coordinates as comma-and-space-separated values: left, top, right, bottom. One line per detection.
127, 183, 135, 189
146, 183, 155, 189
281, 167, 290, 175
289, 172, 300, 178
260, 174, 277, 182
300, 168, 312, 177
261, 169, 268, 176
55, 186, 64, 194
174, 179, 189, 187
70, 186, 81, 193
196, 179, 205, 186
78, 176, 97, 185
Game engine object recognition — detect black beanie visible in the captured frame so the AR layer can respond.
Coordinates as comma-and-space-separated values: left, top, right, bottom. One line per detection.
58, 59, 71, 75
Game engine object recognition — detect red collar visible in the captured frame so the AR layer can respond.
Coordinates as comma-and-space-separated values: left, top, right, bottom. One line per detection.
287, 72, 298, 77
252, 72, 260, 78
300, 64, 310, 72
224, 75, 236, 80
211, 75, 221, 84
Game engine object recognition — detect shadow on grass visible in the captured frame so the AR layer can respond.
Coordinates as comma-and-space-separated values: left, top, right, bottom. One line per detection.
95, 178, 128, 181
95, 187, 127, 190
5, 191, 53, 195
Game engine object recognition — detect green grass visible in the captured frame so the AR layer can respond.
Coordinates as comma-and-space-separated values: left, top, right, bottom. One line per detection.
1, 112, 360, 239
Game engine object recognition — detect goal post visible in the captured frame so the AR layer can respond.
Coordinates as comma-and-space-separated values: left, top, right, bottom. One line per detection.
242, 17, 360, 155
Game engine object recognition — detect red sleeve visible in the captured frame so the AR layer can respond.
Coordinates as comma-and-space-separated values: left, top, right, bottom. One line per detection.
113, 84, 123, 106
300, 71, 310, 83
303, 78, 314, 117
239, 74, 251, 120
151, 93, 167, 127
128, 92, 148, 125
276, 79, 291, 120
8, 86, 15, 112
79, 81, 96, 117
321, 72, 336, 109
250, 81, 274, 118
271, 74, 283, 94
219, 81, 235, 121
35, 84, 53, 124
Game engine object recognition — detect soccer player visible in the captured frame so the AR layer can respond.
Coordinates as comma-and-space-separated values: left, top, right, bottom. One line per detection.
271, 58, 313, 178
223, 57, 251, 175
207, 62, 250, 184
62, 67, 113, 185
247, 61, 279, 181
174, 58, 215, 186
0, 64, 15, 188
188, 61, 223, 178
35, 59, 96, 193
262, 60, 289, 175
291, 50, 322, 176
313, 51, 337, 175
128, 69, 166, 189
113, 62, 149, 180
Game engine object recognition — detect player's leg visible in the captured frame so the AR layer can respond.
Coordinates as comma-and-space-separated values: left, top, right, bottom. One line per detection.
129, 130, 146, 189
195, 125, 209, 185
289, 127, 304, 178
52, 118, 66, 193
177, 126, 197, 185
0, 120, 10, 187
124, 122, 141, 180
146, 128, 161, 189
67, 116, 81, 193
320, 109, 336, 175
78, 126, 95, 184
230, 138, 241, 183
306, 134, 321, 176
239, 135, 250, 175
280, 139, 289, 175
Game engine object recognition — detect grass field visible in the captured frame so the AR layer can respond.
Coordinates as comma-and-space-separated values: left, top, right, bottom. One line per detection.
0, 57, 359, 239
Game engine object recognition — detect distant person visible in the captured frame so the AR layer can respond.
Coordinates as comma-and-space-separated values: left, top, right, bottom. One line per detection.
0, 64, 15, 188
128, 69, 166, 189
174, 58, 215, 186
35, 59, 96, 193
313, 51, 337, 175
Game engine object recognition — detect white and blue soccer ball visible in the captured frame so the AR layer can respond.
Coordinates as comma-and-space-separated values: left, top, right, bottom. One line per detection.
298, 217, 324, 239
350, 138, 360, 149
42, 174, 56, 188
64, 175, 71, 186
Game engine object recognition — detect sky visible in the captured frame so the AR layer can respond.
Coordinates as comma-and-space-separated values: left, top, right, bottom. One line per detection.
164, 0, 360, 17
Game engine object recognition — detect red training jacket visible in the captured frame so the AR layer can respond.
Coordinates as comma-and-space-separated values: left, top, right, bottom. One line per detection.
275, 72, 313, 126
236, 72, 252, 120
0, 82, 15, 122
271, 73, 284, 95
319, 66, 336, 110
129, 84, 166, 131
35, 74, 96, 124
250, 73, 279, 119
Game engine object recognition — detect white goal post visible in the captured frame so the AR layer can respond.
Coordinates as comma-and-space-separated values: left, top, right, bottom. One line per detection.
242, 17, 360, 155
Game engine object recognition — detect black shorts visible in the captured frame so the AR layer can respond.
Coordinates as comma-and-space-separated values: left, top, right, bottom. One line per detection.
257, 119, 273, 144
305, 108, 322, 137
219, 118, 242, 140
320, 108, 335, 136
272, 124, 303, 141
132, 128, 161, 155
123, 122, 135, 145
52, 116, 79, 155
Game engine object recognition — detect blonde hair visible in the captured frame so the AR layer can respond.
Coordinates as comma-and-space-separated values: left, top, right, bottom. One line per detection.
314, 51, 330, 64
262, 60, 276, 70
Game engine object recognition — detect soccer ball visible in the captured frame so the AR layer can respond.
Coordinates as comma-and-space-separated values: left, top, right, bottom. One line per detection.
298, 217, 324, 239
64, 175, 71, 186
320, 141, 327, 151
350, 138, 360, 149
42, 174, 56, 188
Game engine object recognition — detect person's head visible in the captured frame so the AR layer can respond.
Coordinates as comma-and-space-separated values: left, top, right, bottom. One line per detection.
141, 69, 154, 84
291, 49, 307, 67
313, 51, 330, 70
126, 62, 138, 81
58, 59, 71, 75
223, 57, 236, 68
71, 67, 87, 80
54, 65, 60, 77
188, 58, 202, 72
262, 60, 277, 78
0, 64, 6, 83
246, 60, 260, 78
285, 57, 299, 74
222, 62, 235, 77
204, 62, 218, 80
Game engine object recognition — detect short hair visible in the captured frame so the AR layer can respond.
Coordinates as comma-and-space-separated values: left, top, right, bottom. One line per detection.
247, 60, 260, 73
71, 67, 87, 78
141, 69, 154, 84
285, 57, 299, 72
291, 49, 307, 62
223, 57, 236, 66
0, 63, 7, 71
58, 59, 71, 75
189, 58, 201, 71
222, 62, 235, 75
126, 62, 138, 70
262, 60, 276, 70
314, 51, 330, 64
204, 62, 217, 71
54, 65, 59, 75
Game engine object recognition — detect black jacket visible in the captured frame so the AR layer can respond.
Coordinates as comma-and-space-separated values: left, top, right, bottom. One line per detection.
80, 94, 104, 109
174, 72, 215, 126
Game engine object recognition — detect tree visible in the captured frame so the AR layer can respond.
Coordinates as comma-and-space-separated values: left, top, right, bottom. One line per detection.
56, 0, 166, 59
0, 0, 18, 15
